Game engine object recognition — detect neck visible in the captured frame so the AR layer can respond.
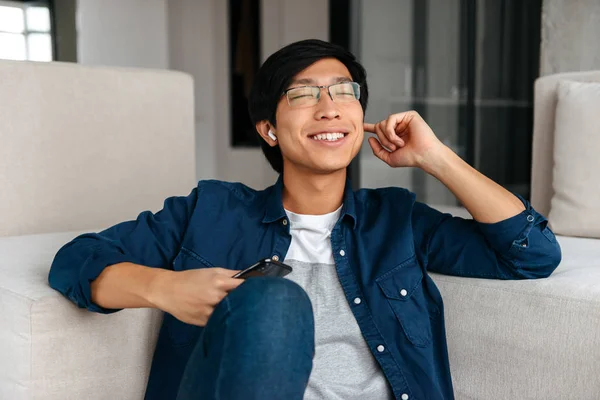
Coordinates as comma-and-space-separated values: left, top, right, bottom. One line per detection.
282, 167, 347, 215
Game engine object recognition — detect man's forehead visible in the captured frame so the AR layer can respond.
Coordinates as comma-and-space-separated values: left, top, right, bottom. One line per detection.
289, 76, 352, 86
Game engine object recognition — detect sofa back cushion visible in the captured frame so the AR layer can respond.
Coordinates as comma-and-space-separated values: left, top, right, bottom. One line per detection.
531, 70, 600, 216
548, 80, 600, 238
0, 60, 195, 237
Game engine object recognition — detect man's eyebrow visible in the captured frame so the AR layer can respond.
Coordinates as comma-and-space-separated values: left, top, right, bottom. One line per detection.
290, 78, 315, 85
289, 76, 353, 86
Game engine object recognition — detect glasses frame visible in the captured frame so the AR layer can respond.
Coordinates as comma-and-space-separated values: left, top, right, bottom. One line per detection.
282, 81, 361, 107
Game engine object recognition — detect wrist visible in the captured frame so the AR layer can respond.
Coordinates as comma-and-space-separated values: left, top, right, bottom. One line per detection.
146, 268, 175, 311
419, 144, 457, 177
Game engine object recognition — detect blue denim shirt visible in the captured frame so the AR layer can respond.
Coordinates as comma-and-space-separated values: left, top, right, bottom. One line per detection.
49, 176, 561, 400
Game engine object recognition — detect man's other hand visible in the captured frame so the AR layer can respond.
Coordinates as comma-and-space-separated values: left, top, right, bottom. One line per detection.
150, 267, 243, 327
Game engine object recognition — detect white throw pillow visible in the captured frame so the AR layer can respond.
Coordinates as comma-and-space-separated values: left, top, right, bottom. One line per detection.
549, 80, 600, 238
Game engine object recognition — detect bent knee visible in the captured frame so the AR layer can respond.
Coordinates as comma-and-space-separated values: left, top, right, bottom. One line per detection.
231, 277, 312, 317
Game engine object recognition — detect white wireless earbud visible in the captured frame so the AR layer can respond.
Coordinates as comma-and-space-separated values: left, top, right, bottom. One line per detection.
268, 130, 277, 141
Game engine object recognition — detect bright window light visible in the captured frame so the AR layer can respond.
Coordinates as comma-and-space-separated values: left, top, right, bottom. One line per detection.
26, 6, 50, 32
27, 33, 52, 61
0, 31, 26, 60
0, 5, 24, 33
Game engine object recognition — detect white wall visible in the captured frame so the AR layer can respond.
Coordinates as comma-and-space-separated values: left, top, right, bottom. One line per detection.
167, 0, 217, 181
77, 0, 169, 69
540, 0, 600, 76
261, 0, 330, 59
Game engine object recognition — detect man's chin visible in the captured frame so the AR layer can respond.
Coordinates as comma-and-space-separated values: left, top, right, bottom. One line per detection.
311, 164, 351, 176
285, 156, 354, 176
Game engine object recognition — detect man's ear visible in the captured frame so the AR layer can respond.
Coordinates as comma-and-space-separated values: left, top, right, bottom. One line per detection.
256, 121, 277, 146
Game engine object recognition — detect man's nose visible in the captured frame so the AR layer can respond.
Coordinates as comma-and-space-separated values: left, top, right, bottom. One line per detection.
314, 90, 340, 120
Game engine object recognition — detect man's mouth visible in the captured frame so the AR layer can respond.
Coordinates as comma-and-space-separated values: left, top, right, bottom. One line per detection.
308, 132, 348, 142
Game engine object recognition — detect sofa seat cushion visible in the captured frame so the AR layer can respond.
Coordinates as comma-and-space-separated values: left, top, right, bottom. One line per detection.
430, 234, 600, 399
0, 231, 162, 400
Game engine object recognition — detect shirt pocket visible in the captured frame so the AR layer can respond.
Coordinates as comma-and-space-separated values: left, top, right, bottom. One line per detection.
165, 249, 213, 347
376, 256, 440, 347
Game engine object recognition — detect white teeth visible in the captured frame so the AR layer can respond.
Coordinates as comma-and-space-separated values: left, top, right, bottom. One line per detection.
312, 132, 345, 141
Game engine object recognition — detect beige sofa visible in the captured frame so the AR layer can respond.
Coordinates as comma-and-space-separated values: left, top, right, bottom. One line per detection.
0, 60, 599, 399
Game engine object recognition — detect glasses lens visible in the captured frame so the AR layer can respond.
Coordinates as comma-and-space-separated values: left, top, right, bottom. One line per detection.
287, 86, 320, 107
330, 82, 360, 102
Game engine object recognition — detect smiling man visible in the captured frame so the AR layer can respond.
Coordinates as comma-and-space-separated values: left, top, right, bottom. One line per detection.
49, 39, 561, 400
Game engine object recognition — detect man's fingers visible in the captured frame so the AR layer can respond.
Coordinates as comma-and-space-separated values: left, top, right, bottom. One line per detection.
210, 268, 244, 291
366, 120, 400, 151
220, 277, 244, 292
375, 122, 396, 151
385, 118, 405, 147
212, 267, 241, 276
376, 115, 404, 148
208, 278, 243, 305
368, 137, 391, 165
363, 122, 376, 133
387, 127, 405, 147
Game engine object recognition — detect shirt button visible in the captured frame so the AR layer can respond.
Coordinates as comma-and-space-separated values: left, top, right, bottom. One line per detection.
353, 297, 361, 305
527, 215, 535, 222
377, 345, 385, 352
400, 289, 408, 297
401, 394, 409, 400
272, 255, 280, 261
339, 250, 346, 257
282, 219, 288, 226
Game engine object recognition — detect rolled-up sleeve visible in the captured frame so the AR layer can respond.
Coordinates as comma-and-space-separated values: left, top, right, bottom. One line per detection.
48, 186, 199, 313
412, 195, 562, 280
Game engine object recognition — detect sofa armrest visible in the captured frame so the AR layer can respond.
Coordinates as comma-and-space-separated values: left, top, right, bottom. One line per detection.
0, 231, 162, 400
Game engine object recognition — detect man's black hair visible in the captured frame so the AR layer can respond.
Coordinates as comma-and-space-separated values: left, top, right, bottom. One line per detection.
248, 39, 369, 174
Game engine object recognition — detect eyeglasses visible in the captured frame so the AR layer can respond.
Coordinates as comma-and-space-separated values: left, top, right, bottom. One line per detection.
283, 82, 361, 108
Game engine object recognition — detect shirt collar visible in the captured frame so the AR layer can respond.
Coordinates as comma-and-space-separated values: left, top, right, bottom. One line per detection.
262, 174, 357, 229
262, 175, 287, 224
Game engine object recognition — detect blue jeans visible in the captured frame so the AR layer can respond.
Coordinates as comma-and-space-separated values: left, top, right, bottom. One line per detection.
176, 277, 315, 400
